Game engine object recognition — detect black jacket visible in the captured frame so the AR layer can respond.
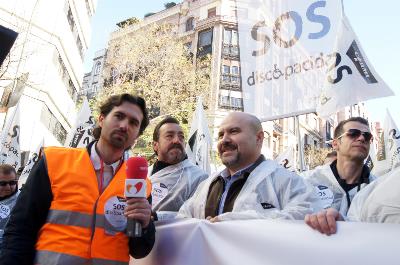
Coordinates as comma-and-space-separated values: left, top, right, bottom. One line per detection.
0, 144, 155, 265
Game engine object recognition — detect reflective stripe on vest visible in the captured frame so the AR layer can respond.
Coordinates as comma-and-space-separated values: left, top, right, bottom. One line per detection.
35, 250, 128, 265
46, 209, 120, 230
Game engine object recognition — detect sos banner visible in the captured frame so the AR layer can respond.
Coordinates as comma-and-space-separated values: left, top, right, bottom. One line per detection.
236, 0, 394, 119
64, 98, 95, 148
0, 103, 21, 169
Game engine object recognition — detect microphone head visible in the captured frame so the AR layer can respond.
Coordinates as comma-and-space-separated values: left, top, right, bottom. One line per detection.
126, 157, 148, 179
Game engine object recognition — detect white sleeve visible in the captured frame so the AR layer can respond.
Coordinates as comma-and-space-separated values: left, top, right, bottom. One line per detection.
176, 179, 208, 219
346, 178, 379, 222
270, 171, 324, 220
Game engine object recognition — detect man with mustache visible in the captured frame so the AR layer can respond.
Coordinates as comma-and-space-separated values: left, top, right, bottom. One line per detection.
1, 94, 155, 265
303, 117, 376, 235
178, 112, 322, 221
150, 117, 208, 216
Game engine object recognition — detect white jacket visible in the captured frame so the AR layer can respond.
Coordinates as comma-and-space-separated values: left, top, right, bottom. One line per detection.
177, 159, 323, 221
149, 159, 208, 212
347, 166, 400, 224
0, 191, 19, 248
301, 164, 375, 216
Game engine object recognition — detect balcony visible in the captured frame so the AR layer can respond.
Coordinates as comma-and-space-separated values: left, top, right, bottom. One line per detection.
222, 44, 239, 59
220, 74, 241, 91
218, 96, 243, 111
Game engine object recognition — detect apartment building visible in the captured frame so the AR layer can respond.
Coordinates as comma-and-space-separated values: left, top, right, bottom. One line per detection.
0, 0, 97, 154
81, 48, 106, 100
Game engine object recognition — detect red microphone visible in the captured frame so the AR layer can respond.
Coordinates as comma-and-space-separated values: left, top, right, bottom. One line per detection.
125, 157, 148, 237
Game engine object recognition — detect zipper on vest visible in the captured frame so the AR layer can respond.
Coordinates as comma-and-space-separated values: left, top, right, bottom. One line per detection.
89, 197, 100, 255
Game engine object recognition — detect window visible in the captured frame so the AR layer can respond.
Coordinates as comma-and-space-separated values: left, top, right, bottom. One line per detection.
41, 106, 67, 144
111, 67, 119, 83
66, 7, 75, 32
186, 17, 194, 31
223, 29, 238, 45
208, 7, 216, 18
199, 29, 212, 47
223, 28, 239, 58
56, 53, 77, 100
94, 62, 101, 75
304, 134, 309, 145
231, 66, 239, 83
222, 65, 230, 82
221, 64, 240, 86
197, 29, 213, 56
231, 66, 239, 75
76, 35, 84, 59
85, 0, 92, 17
231, 97, 242, 108
219, 95, 243, 110
91, 84, 98, 93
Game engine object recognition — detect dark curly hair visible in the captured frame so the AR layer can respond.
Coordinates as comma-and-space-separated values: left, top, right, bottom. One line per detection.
92, 93, 149, 139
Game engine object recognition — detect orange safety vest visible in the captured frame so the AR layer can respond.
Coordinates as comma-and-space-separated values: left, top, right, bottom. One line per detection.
35, 147, 151, 265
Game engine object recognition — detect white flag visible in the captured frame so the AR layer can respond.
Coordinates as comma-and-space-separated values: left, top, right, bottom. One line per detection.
316, 16, 394, 116
18, 137, 44, 186
274, 147, 295, 171
185, 97, 212, 174
65, 98, 95, 148
236, 0, 393, 119
383, 110, 400, 171
0, 103, 21, 169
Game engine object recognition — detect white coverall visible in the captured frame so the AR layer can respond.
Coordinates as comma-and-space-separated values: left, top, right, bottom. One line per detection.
301, 164, 375, 216
177, 159, 323, 221
149, 159, 208, 212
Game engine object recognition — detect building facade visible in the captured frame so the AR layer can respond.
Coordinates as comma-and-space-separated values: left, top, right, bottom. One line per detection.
80, 48, 106, 100
0, 0, 97, 154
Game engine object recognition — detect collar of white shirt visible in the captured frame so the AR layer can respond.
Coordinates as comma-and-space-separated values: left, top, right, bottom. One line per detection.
90, 143, 122, 174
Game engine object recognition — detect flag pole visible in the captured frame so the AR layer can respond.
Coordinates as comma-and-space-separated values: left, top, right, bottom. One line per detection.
295, 115, 305, 171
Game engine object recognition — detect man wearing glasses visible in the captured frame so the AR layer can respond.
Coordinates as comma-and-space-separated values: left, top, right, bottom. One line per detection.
302, 117, 375, 235
0, 164, 18, 253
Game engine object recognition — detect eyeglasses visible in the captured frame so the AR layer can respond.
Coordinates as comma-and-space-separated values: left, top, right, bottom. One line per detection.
0, 180, 18, 186
336, 129, 373, 142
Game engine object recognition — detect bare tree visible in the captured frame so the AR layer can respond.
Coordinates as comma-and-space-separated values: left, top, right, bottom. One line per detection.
92, 22, 212, 158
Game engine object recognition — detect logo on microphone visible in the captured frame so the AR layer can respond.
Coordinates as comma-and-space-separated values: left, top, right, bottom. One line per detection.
126, 183, 143, 194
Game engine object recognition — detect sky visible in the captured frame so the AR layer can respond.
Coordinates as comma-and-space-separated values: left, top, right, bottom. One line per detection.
84, 0, 400, 126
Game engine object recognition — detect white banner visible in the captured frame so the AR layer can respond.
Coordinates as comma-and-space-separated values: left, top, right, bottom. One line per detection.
132, 219, 399, 265
18, 137, 44, 186
0, 103, 21, 169
64, 98, 95, 148
185, 97, 212, 174
236, 0, 393, 119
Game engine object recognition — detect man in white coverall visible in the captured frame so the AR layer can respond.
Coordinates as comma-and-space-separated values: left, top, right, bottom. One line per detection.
304, 117, 376, 235
178, 112, 322, 222
150, 117, 208, 215
307, 166, 400, 235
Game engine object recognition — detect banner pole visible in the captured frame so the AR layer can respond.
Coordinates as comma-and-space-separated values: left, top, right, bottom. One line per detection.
295, 115, 305, 171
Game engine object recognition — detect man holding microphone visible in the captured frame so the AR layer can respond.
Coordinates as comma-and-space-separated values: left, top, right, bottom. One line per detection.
1, 94, 154, 265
